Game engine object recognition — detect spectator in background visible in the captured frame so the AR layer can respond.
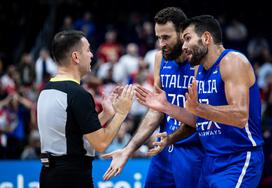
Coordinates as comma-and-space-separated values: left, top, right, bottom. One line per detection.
18, 53, 35, 86
0, 57, 5, 78
96, 30, 123, 64
21, 129, 40, 160
224, 18, 248, 53
35, 48, 57, 86
129, 57, 153, 134
1, 65, 18, 94
144, 39, 160, 74
138, 21, 156, 56
96, 52, 119, 84
114, 43, 140, 84
60, 16, 74, 31
74, 11, 95, 42
247, 37, 271, 67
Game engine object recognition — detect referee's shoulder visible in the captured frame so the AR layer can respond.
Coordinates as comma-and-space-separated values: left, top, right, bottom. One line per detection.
69, 82, 89, 95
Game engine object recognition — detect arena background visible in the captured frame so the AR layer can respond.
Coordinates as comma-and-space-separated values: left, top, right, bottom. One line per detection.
0, 0, 271, 187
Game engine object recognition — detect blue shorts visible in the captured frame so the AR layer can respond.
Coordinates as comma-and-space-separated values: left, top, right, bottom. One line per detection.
145, 144, 204, 188
198, 148, 264, 188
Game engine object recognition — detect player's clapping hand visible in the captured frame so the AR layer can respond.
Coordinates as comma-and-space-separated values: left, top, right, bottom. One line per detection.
147, 132, 169, 157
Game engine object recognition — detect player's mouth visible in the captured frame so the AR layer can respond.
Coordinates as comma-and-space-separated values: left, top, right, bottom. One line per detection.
184, 49, 193, 61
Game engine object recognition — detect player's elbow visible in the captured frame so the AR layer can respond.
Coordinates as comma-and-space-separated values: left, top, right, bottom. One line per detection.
236, 119, 248, 128
93, 142, 108, 153
236, 110, 248, 128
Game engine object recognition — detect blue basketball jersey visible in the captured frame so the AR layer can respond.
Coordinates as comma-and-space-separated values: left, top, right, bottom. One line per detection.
160, 58, 199, 145
196, 49, 263, 156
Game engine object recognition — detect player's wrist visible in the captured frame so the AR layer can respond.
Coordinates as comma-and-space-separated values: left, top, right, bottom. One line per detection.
123, 147, 133, 158
164, 101, 173, 114
191, 102, 202, 116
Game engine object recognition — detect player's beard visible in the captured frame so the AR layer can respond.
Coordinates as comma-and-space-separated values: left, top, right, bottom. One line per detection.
190, 39, 208, 66
162, 39, 183, 61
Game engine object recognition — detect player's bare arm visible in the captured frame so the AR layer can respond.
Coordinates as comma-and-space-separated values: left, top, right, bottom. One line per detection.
136, 85, 197, 127
102, 51, 164, 180
186, 52, 252, 128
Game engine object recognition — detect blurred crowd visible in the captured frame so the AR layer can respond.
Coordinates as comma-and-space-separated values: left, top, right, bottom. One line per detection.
0, 9, 271, 187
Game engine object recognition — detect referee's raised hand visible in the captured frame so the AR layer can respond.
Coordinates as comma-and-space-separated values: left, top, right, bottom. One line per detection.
113, 84, 135, 116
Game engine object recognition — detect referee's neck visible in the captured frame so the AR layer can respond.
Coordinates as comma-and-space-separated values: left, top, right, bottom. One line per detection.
54, 67, 81, 84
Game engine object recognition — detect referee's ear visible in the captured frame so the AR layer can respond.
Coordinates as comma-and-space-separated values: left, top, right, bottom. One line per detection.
71, 51, 80, 64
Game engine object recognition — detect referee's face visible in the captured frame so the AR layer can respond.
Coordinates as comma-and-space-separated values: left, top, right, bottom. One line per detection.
79, 37, 93, 76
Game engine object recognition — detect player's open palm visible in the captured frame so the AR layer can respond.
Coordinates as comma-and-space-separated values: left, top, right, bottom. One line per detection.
101, 149, 129, 180
135, 85, 168, 113
185, 78, 199, 114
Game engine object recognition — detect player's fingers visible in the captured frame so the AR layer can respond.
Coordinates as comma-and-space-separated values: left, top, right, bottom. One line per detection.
192, 79, 197, 96
156, 132, 167, 138
188, 85, 193, 95
103, 166, 112, 180
186, 92, 192, 102
135, 85, 149, 97
101, 153, 113, 159
114, 168, 122, 176
147, 147, 161, 157
153, 141, 163, 147
103, 167, 116, 181
136, 97, 147, 107
135, 92, 147, 102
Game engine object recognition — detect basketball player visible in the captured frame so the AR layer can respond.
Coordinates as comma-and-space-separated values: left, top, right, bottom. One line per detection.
102, 7, 204, 188
136, 15, 264, 188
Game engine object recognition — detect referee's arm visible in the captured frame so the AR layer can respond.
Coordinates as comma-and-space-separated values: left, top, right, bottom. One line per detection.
85, 85, 134, 152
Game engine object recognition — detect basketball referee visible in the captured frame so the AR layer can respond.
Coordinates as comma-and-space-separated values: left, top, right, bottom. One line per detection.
37, 30, 134, 188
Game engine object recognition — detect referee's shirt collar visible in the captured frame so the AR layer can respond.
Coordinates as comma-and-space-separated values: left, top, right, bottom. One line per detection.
50, 77, 80, 84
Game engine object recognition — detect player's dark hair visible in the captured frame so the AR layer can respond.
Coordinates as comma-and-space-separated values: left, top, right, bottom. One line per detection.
52, 30, 86, 65
182, 15, 222, 44
154, 7, 187, 32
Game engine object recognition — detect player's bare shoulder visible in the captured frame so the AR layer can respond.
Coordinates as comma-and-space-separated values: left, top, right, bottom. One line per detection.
220, 51, 255, 85
223, 51, 250, 66
155, 50, 163, 66
154, 50, 163, 87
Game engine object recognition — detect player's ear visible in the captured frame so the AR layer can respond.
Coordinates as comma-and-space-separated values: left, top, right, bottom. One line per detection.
202, 31, 211, 45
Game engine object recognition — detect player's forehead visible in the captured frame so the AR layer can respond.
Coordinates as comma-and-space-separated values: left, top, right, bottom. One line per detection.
155, 21, 177, 37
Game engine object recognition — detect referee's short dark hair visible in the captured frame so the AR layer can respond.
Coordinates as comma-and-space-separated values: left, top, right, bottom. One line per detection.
51, 30, 86, 65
